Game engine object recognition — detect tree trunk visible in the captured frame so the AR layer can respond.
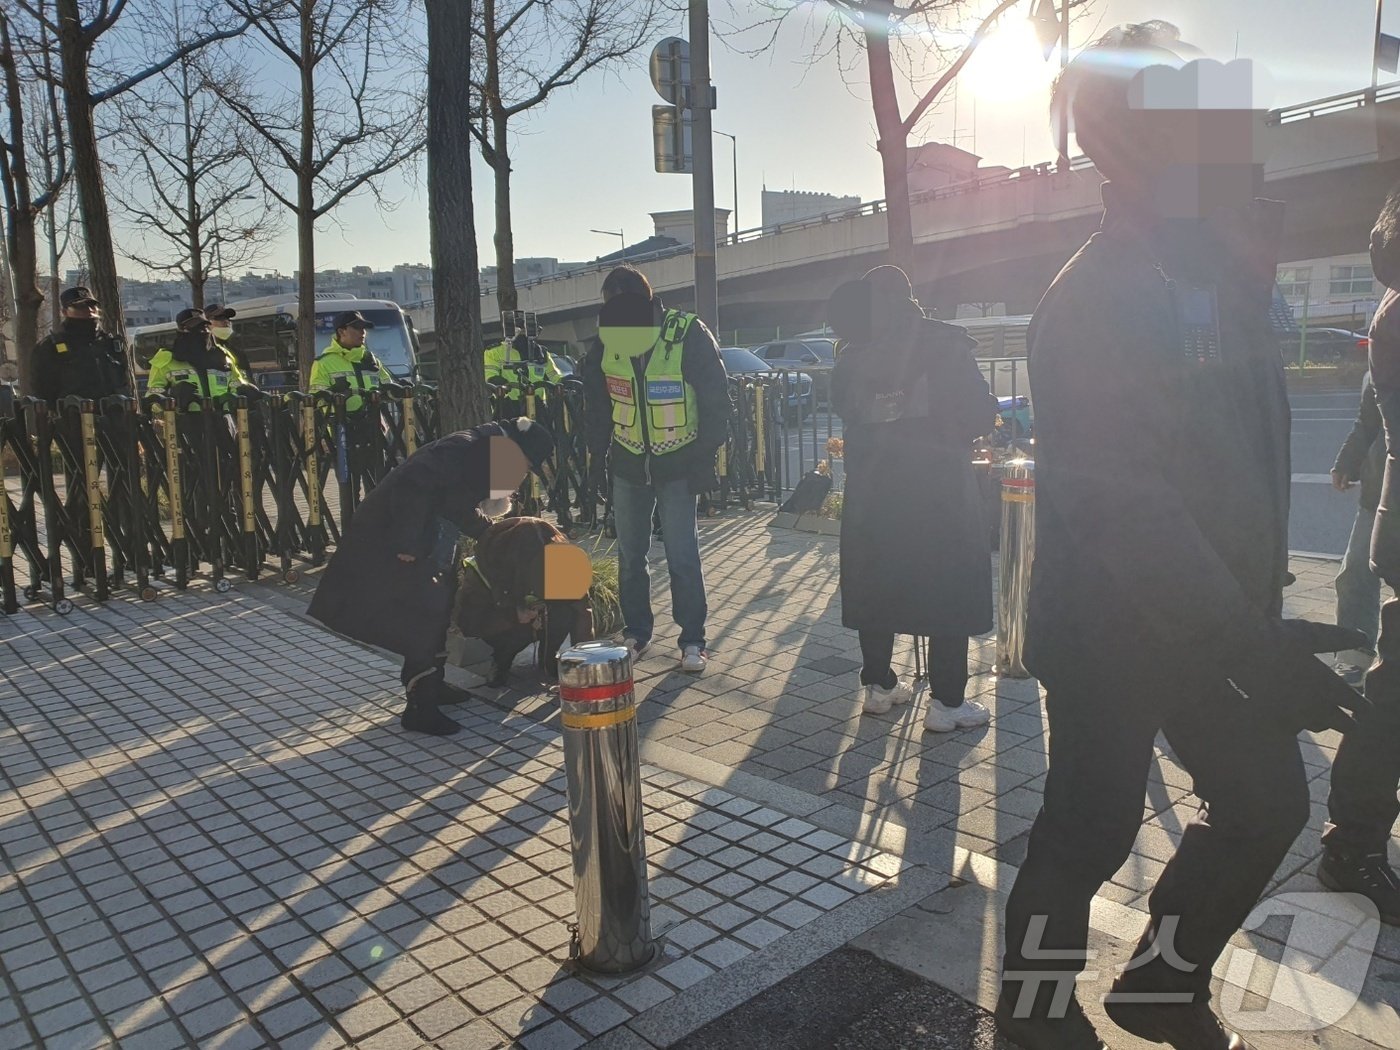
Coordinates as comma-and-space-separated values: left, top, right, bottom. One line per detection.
296, 0, 316, 387
46, 200, 62, 332
491, 118, 517, 317
180, 50, 204, 310
0, 13, 43, 392
425, 0, 487, 430
56, 0, 126, 346
865, 11, 914, 274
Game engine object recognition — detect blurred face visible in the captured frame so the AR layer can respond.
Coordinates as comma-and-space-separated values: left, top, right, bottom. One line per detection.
337, 324, 366, 349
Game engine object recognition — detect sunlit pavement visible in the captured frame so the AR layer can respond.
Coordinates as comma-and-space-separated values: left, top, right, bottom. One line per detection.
0, 510, 1396, 1048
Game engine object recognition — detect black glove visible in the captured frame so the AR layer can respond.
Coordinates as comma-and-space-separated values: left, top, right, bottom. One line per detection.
331, 376, 353, 396
1231, 620, 1372, 734
237, 384, 264, 403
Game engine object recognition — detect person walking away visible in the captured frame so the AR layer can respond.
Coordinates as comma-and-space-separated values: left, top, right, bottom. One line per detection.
30, 286, 131, 403
996, 22, 1366, 1050
1330, 370, 1384, 683
827, 267, 995, 727
581, 265, 728, 674
307, 418, 556, 735
1321, 182, 1400, 924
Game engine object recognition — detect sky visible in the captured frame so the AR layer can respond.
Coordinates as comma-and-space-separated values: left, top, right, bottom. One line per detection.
109, 0, 1389, 282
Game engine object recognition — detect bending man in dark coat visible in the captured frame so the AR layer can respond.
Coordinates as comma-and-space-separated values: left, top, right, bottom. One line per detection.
828, 266, 995, 729
308, 418, 555, 736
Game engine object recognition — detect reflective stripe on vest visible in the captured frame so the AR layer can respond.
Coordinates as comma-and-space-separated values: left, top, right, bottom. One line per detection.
600, 310, 699, 457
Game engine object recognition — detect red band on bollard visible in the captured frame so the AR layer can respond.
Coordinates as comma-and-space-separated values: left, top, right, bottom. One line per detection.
560, 681, 633, 703
1002, 478, 1035, 489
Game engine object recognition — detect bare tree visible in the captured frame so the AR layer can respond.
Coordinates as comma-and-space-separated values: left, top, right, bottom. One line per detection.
741, 0, 1089, 272
0, 3, 68, 393
220, 0, 426, 384
109, 4, 279, 309
426, 0, 487, 429
13, 0, 252, 348
474, 0, 662, 313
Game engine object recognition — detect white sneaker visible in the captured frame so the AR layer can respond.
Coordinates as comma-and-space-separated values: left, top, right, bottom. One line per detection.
1334, 649, 1374, 686
861, 680, 915, 714
618, 636, 650, 662
924, 699, 991, 732
681, 645, 708, 674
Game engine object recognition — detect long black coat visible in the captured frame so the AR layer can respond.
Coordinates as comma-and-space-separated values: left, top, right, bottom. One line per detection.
1023, 190, 1292, 689
833, 317, 996, 637
308, 424, 505, 657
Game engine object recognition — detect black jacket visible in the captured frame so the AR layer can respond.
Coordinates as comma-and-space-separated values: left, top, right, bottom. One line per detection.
580, 308, 729, 490
1024, 187, 1292, 692
1332, 375, 1384, 513
31, 322, 131, 403
307, 424, 505, 657
833, 315, 995, 636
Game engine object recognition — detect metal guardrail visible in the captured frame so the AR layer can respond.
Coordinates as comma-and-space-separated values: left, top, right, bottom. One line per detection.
1268, 81, 1400, 125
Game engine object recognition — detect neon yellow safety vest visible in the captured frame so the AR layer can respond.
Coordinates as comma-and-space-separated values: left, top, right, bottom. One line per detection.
146, 346, 248, 402
599, 310, 699, 456
309, 340, 390, 412
484, 343, 562, 402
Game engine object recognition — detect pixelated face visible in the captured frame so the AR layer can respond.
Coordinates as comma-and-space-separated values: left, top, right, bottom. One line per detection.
598, 325, 661, 359
488, 436, 529, 497
1128, 59, 1270, 219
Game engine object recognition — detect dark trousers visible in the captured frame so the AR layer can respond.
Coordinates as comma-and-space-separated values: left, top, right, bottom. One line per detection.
1328, 587, 1400, 851
400, 576, 456, 700
1002, 674, 1309, 1004
858, 631, 969, 704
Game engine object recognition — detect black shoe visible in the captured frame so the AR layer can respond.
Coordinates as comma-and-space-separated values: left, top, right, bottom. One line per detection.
1104, 985, 1252, 1050
400, 701, 461, 736
994, 989, 1107, 1050
431, 680, 474, 707
1319, 846, 1400, 924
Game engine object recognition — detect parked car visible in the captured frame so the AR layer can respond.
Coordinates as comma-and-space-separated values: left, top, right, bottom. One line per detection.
719, 347, 813, 420
752, 338, 835, 405
1279, 328, 1369, 364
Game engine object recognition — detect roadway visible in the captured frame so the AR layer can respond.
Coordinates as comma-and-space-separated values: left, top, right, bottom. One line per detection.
776, 386, 1366, 559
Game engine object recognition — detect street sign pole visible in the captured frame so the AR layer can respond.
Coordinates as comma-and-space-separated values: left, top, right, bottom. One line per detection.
688, 0, 718, 332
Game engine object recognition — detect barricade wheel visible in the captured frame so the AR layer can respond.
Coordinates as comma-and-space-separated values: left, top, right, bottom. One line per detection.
140, 587, 158, 602
283, 569, 300, 584
55, 599, 74, 616
23, 585, 41, 600
214, 578, 232, 594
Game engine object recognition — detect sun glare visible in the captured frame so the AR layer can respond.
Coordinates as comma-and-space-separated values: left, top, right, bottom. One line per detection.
964, 17, 1057, 103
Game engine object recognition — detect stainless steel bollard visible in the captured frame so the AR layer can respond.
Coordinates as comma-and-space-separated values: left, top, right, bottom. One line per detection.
558, 641, 655, 973
997, 458, 1037, 678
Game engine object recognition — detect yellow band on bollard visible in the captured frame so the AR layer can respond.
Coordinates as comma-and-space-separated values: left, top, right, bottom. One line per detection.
1002, 491, 1035, 504
561, 707, 637, 730
164, 406, 185, 541
301, 404, 321, 528
403, 395, 417, 455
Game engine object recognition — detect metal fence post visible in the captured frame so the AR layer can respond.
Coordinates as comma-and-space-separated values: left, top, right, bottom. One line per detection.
80, 401, 109, 602
997, 458, 1036, 678
557, 641, 655, 974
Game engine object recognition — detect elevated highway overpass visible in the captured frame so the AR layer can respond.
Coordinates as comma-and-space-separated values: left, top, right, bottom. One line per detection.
408, 84, 1400, 349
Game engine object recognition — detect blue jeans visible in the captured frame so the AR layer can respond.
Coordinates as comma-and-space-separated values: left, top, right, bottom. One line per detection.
613, 475, 707, 650
1337, 504, 1382, 651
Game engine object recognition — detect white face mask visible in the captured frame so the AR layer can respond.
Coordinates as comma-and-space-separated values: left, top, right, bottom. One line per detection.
477, 495, 513, 518
212, 326, 233, 341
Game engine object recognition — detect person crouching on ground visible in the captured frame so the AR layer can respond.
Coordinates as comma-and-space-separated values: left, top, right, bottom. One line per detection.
308, 418, 555, 736
827, 266, 996, 730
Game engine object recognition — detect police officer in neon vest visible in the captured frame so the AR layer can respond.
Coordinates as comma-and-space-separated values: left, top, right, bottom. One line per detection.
309, 310, 391, 411
484, 332, 564, 417
581, 265, 728, 675
30, 287, 131, 403
147, 309, 255, 407
204, 303, 254, 379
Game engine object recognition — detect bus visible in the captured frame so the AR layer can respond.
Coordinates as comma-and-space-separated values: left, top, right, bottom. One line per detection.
128, 294, 423, 390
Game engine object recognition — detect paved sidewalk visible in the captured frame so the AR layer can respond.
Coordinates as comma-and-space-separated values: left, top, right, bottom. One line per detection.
1, 509, 1398, 1049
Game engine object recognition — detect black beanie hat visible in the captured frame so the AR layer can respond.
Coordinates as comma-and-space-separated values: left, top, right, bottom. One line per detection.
504, 417, 554, 468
